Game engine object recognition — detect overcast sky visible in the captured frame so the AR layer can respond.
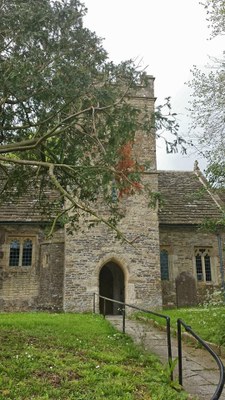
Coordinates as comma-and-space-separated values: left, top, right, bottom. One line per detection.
83, 0, 224, 171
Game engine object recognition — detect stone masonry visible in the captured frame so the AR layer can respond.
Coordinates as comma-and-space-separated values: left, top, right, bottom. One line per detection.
63, 76, 163, 312
0, 76, 224, 312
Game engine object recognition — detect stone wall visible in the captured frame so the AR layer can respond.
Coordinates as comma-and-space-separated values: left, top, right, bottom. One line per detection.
38, 228, 64, 310
0, 73, 223, 313
63, 76, 163, 312
160, 225, 225, 307
64, 177, 162, 312
0, 224, 64, 311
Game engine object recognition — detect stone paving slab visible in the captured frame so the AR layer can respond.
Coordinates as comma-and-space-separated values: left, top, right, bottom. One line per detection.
107, 316, 225, 400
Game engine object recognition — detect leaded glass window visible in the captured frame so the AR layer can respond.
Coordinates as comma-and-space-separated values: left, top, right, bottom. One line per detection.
160, 250, 169, 280
195, 248, 212, 282
8, 238, 33, 268
22, 239, 33, 266
195, 254, 203, 281
204, 254, 212, 281
9, 240, 20, 266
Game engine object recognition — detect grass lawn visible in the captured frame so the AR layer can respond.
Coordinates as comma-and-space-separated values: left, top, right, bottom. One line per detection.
136, 306, 225, 346
0, 312, 189, 400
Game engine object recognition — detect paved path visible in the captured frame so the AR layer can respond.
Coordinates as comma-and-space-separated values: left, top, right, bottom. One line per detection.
107, 316, 225, 400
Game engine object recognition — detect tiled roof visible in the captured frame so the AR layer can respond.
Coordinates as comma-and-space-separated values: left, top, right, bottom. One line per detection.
158, 170, 224, 225
218, 189, 225, 204
0, 175, 62, 223
0, 168, 223, 226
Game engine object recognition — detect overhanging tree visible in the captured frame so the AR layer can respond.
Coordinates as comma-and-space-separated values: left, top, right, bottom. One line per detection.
0, 0, 179, 237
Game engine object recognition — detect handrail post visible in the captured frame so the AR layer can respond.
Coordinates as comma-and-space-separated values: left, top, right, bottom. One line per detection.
93, 293, 96, 314
166, 317, 173, 380
92, 294, 225, 399
177, 318, 183, 386
122, 306, 126, 334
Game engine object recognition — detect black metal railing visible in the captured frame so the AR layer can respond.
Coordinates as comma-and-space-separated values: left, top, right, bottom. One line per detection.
177, 318, 225, 400
93, 293, 173, 372
93, 293, 225, 399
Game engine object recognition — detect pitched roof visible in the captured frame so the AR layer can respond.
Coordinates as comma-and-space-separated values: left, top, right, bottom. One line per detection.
218, 189, 225, 205
0, 175, 61, 224
158, 170, 224, 225
0, 168, 223, 226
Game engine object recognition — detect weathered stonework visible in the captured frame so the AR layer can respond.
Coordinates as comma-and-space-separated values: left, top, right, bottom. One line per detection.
0, 225, 64, 311
64, 186, 162, 312
63, 76, 163, 312
0, 76, 224, 312
38, 229, 64, 310
160, 225, 225, 306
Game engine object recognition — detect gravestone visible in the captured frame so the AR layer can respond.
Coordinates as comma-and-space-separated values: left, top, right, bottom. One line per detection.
176, 271, 197, 307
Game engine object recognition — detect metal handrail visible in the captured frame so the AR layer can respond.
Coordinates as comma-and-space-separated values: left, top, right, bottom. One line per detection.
93, 293, 173, 372
177, 318, 225, 400
93, 293, 225, 397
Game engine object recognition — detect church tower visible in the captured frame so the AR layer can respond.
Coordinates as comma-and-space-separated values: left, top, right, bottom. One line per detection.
63, 76, 162, 313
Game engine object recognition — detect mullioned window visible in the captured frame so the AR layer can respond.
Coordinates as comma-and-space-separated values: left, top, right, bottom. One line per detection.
9, 238, 33, 268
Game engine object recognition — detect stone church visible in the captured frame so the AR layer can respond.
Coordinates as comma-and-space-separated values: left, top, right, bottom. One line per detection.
0, 76, 224, 313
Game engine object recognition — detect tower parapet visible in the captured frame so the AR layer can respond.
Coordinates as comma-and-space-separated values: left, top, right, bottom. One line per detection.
129, 75, 155, 99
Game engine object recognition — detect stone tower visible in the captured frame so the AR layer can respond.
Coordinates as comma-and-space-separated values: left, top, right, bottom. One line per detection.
63, 76, 162, 313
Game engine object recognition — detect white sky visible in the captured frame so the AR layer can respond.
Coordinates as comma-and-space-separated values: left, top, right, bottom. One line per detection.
83, 0, 224, 171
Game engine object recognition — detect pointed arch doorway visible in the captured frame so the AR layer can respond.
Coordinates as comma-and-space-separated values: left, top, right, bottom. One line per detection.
99, 261, 125, 315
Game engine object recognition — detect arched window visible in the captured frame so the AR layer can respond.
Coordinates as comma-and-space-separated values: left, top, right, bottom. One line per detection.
195, 248, 212, 282
160, 250, 169, 280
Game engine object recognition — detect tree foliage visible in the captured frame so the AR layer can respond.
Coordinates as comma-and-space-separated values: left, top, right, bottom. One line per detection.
115, 141, 144, 197
201, 0, 225, 37
188, 1, 225, 188
188, 63, 225, 186
0, 0, 179, 236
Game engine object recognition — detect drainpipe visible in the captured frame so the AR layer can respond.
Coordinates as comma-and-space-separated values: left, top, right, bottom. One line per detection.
217, 233, 225, 296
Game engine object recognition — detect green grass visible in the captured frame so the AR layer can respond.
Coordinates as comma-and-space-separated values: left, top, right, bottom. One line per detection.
135, 306, 225, 346
0, 312, 189, 400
